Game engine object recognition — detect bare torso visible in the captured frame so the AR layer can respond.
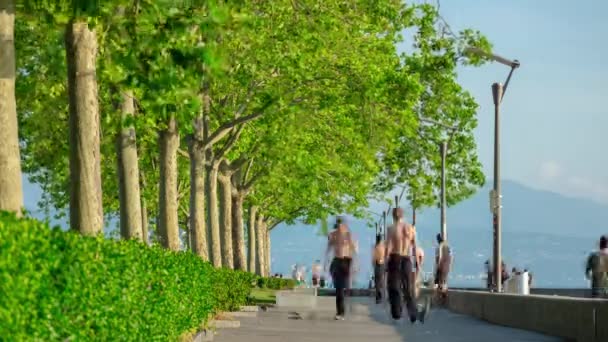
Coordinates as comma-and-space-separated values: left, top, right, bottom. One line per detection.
312, 264, 322, 276
373, 243, 386, 264
328, 228, 354, 258
387, 221, 416, 257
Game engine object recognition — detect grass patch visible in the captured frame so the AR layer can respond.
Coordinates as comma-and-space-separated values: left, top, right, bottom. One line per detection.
249, 288, 277, 304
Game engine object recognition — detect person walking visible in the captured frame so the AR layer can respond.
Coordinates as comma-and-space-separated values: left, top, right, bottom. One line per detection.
385, 208, 429, 323
372, 234, 386, 304
325, 216, 357, 320
585, 235, 608, 298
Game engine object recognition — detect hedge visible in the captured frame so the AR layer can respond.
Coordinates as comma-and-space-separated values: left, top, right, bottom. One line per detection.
0, 212, 255, 341
256, 276, 296, 290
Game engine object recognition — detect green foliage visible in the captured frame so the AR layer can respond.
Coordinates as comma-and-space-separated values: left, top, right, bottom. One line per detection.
0, 212, 254, 341
373, 3, 489, 210
256, 277, 296, 290
14, 0, 492, 236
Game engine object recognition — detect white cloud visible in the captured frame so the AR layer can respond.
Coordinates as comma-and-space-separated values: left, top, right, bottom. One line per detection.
534, 161, 608, 204
566, 176, 608, 203
539, 160, 561, 182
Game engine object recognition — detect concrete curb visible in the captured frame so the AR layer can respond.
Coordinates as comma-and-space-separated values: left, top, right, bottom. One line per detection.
209, 320, 241, 329
225, 311, 257, 318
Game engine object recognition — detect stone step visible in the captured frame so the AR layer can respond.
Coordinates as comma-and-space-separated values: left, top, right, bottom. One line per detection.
224, 311, 257, 318
239, 305, 259, 312
208, 320, 240, 329
192, 329, 214, 342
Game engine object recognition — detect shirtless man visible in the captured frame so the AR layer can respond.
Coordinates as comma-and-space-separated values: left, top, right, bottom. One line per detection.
372, 234, 386, 304
385, 207, 428, 323
325, 216, 356, 320
312, 260, 322, 288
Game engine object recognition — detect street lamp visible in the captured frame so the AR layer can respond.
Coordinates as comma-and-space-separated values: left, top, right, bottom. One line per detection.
419, 118, 459, 242
466, 46, 520, 292
366, 210, 383, 237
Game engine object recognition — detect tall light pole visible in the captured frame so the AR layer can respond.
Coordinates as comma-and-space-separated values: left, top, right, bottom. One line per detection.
492, 83, 503, 293
466, 47, 520, 292
419, 118, 458, 241
440, 141, 447, 240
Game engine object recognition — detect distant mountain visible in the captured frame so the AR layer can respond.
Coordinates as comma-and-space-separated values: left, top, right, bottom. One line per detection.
367, 180, 608, 238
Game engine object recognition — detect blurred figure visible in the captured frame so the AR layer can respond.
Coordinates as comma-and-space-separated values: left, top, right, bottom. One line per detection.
372, 234, 386, 304
312, 260, 322, 288
501, 261, 510, 287
585, 235, 608, 298
325, 216, 357, 320
434, 234, 452, 292
485, 260, 493, 289
386, 208, 429, 323
414, 246, 424, 299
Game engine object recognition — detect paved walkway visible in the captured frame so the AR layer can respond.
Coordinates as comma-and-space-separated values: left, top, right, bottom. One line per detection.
215, 297, 562, 342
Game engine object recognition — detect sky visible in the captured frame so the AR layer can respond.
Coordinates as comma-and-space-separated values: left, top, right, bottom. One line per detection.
402, 0, 608, 204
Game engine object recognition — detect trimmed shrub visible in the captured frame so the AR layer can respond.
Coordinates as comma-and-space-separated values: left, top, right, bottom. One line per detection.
0, 212, 255, 341
256, 276, 296, 290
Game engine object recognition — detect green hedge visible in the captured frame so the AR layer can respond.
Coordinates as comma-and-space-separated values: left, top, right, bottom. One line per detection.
256, 276, 296, 290
0, 212, 255, 341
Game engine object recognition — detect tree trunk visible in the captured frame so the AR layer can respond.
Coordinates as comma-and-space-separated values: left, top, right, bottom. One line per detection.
265, 225, 271, 276
247, 205, 257, 273
158, 115, 179, 251
188, 120, 208, 260
255, 214, 265, 276
218, 172, 234, 269
232, 192, 246, 270
206, 162, 222, 267
141, 197, 148, 244
0, 0, 22, 215
65, 20, 103, 235
116, 91, 143, 240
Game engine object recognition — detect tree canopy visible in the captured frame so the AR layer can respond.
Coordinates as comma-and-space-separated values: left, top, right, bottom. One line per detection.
12, 0, 491, 240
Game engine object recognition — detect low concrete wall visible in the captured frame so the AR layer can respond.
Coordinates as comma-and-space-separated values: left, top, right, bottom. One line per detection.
452, 287, 591, 298
447, 290, 608, 342
531, 288, 591, 298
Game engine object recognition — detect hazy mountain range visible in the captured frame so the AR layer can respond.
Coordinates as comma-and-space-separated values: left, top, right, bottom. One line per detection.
21, 178, 607, 288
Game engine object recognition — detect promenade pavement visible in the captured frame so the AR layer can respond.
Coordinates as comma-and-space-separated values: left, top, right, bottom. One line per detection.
214, 296, 562, 342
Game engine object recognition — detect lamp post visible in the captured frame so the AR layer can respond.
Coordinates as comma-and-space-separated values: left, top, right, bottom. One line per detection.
466, 47, 520, 292
419, 118, 459, 242
440, 141, 447, 240
367, 210, 383, 237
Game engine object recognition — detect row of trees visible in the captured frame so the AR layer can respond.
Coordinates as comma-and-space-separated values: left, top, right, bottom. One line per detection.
0, 0, 489, 275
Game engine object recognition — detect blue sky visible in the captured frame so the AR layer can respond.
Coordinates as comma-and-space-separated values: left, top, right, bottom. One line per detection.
403, 0, 608, 204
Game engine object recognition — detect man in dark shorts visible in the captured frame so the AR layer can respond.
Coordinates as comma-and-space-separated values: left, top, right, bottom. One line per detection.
386, 208, 429, 323
372, 234, 386, 304
325, 216, 356, 320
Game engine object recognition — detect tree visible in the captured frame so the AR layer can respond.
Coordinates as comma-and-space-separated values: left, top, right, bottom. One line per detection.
0, 0, 24, 215
64, 9, 104, 235
375, 6, 491, 210
112, 6, 143, 241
